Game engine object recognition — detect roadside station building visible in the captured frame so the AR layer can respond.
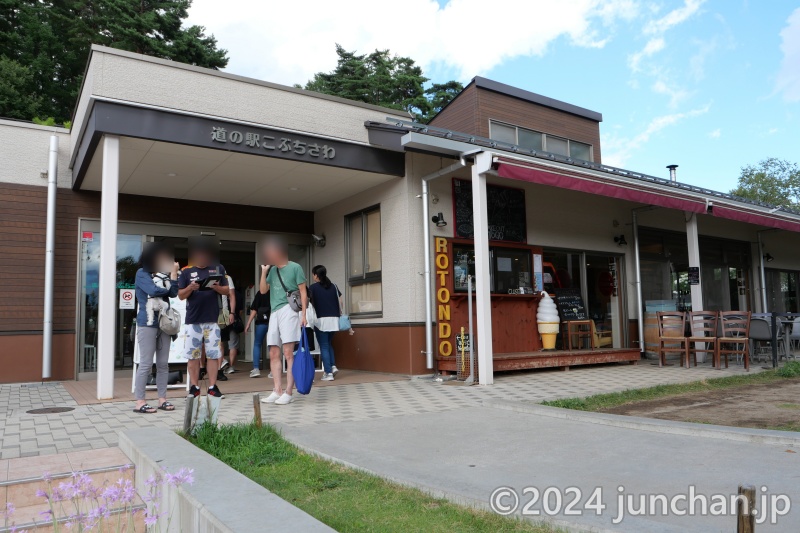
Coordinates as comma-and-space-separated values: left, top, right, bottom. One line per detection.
3, 46, 800, 398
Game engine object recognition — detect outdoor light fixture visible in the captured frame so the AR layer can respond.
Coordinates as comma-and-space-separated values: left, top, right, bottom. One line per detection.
614, 234, 628, 246
312, 234, 326, 247
764, 253, 775, 263
431, 212, 447, 227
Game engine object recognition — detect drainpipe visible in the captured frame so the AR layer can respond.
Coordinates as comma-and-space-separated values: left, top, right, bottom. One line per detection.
420, 151, 481, 370
42, 135, 59, 379
757, 231, 768, 312
632, 208, 645, 354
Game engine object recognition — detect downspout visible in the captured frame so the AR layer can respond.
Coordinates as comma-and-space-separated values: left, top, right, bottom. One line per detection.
757, 230, 768, 312
42, 135, 59, 379
421, 151, 481, 370
632, 208, 645, 354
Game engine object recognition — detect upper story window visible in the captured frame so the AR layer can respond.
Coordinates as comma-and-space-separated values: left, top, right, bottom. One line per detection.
489, 120, 593, 161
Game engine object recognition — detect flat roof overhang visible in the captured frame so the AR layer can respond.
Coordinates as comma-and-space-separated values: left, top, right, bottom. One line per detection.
73, 101, 406, 211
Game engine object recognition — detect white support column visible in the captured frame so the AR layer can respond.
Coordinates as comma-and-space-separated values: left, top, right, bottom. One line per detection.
97, 135, 120, 400
472, 152, 494, 385
685, 212, 703, 311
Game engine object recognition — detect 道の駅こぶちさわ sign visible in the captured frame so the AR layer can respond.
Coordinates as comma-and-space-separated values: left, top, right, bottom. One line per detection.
435, 238, 452, 357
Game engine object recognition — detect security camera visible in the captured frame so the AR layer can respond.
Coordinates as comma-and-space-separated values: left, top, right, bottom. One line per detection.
312, 234, 326, 247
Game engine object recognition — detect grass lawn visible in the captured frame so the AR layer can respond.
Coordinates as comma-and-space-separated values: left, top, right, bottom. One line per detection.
541, 361, 800, 412
190, 423, 556, 533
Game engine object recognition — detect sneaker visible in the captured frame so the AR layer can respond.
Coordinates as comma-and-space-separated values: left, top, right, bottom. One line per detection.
225, 367, 236, 375
220, 359, 229, 370
188, 385, 201, 397
268, 372, 273, 379
207, 385, 224, 398
261, 391, 281, 403
216, 370, 228, 381
250, 369, 261, 378
331, 366, 339, 376
275, 392, 294, 405
321, 372, 334, 381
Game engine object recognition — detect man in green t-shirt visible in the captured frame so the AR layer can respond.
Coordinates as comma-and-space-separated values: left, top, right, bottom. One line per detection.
259, 236, 307, 405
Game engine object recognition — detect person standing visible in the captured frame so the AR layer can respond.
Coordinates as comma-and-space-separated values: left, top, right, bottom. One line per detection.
220, 275, 239, 376
133, 242, 179, 413
178, 239, 228, 398
259, 236, 307, 405
309, 265, 342, 381
244, 288, 270, 377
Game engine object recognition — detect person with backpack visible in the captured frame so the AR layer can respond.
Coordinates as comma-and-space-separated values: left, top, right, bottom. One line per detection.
308, 265, 342, 381
244, 288, 270, 378
133, 242, 179, 414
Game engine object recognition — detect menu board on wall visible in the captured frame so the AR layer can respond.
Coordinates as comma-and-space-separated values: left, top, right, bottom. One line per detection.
453, 179, 527, 243
553, 288, 588, 321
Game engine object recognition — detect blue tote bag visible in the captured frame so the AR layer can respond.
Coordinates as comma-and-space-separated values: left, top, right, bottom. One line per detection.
292, 328, 315, 395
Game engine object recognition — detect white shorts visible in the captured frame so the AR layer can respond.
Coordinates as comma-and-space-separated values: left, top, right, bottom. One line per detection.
267, 305, 300, 347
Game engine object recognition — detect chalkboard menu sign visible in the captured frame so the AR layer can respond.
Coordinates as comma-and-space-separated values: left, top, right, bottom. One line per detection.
553, 288, 587, 321
453, 179, 527, 243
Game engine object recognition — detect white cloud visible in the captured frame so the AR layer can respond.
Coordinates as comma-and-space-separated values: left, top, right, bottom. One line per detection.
642, 0, 705, 35
707, 128, 721, 139
652, 78, 690, 107
628, 37, 665, 72
186, 0, 637, 86
775, 7, 800, 102
602, 104, 711, 167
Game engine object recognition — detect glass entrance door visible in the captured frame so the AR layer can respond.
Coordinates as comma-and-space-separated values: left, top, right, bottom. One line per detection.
78, 233, 143, 373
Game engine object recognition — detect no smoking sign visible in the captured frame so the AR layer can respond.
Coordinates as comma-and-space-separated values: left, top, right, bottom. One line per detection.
119, 289, 135, 310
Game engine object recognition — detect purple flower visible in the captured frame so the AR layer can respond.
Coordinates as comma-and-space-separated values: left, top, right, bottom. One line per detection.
35, 488, 48, 499
39, 509, 53, 520
42, 472, 52, 482
102, 484, 121, 503
144, 513, 160, 527
5, 502, 15, 516
165, 467, 195, 486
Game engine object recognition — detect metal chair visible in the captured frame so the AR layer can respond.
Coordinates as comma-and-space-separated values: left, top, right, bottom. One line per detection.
717, 311, 751, 370
656, 311, 688, 367
789, 317, 800, 359
750, 317, 786, 363
687, 311, 718, 368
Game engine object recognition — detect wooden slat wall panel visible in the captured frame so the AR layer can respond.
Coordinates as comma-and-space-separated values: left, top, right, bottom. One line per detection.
429, 83, 480, 134
476, 89, 602, 162
0, 182, 314, 334
429, 84, 602, 163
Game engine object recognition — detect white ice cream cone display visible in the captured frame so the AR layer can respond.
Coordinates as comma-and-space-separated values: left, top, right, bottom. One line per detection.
537, 291, 560, 350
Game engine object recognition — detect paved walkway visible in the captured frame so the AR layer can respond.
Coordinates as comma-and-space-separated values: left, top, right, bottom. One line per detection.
0, 362, 760, 459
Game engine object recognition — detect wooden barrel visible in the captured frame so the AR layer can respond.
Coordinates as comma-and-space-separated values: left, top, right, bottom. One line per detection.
643, 312, 660, 359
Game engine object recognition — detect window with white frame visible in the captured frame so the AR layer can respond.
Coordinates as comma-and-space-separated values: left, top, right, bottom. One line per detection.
489, 120, 593, 161
346, 206, 382, 316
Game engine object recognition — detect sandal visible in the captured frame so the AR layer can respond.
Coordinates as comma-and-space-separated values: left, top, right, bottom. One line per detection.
133, 404, 157, 414
158, 401, 175, 411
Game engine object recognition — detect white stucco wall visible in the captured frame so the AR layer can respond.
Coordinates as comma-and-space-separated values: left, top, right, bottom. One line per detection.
0, 120, 72, 188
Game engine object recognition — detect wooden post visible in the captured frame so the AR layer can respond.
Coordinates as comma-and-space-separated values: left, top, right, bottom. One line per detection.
253, 393, 262, 427
183, 396, 194, 434
737, 484, 755, 533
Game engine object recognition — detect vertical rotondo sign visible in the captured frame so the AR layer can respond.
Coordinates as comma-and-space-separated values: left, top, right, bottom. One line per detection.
435, 238, 452, 358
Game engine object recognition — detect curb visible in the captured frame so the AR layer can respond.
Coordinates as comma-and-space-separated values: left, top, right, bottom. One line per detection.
481, 399, 800, 447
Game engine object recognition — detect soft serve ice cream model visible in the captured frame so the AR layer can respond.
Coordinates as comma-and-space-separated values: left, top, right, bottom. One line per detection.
536, 291, 560, 350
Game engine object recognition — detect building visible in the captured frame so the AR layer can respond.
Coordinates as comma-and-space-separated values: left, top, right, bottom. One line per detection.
4, 46, 800, 397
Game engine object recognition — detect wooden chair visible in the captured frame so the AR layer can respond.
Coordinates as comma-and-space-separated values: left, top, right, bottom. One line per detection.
717, 311, 751, 370
656, 311, 688, 367
591, 320, 613, 348
687, 311, 718, 368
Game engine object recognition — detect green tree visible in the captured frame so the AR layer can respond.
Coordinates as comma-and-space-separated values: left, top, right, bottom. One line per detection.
0, 0, 228, 124
730, 158, 800, 207
302, 45, 462, 123
0, 56, 41, 119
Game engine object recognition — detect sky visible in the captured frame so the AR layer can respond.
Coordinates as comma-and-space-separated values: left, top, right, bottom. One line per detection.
186, 0, 800, 193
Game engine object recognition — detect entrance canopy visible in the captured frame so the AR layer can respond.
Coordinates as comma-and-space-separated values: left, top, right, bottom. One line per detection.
74, 101, 406, 211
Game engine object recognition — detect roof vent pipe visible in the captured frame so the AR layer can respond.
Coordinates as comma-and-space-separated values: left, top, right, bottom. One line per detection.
667, 164, 678, 182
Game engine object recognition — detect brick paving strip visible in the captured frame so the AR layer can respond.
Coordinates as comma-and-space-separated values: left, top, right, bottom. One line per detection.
0, 363, 761, 459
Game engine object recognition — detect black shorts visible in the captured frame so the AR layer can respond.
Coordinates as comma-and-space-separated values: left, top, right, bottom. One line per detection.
220, 325, 231, 342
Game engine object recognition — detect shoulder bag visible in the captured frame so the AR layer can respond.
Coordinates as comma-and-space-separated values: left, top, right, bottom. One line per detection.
275, 266, 303, 313
334, 283, 351, 331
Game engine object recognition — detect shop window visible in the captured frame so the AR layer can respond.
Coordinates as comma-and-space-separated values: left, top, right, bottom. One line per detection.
346, 207, 382, 316
488, 120, 592, 161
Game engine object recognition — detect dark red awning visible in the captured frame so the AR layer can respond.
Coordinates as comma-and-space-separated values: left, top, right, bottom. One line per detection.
496, 158, 800, 233
711, 205, 800, 233
496, 160, 707, 213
